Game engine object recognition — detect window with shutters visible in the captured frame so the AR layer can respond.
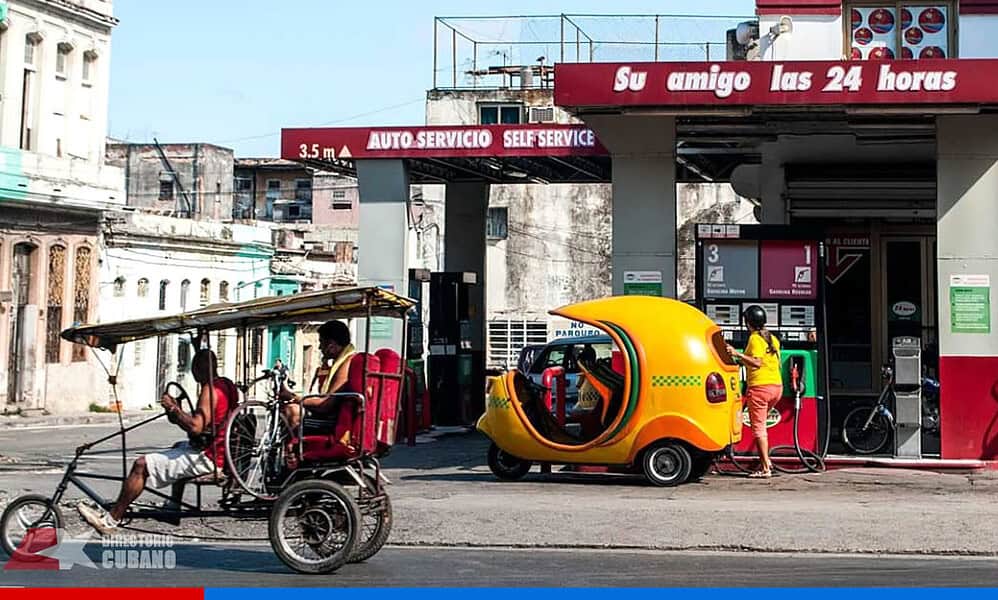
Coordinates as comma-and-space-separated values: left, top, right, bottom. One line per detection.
137, 278, 149, 298
46, 245, 66, 363
180, 279, 190, 311
200, 278, 210, 306
219, 281, 230, 303
72, 246, 93, 361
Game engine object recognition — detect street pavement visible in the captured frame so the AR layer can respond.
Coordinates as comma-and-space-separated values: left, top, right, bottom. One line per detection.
3, 418, 998, 585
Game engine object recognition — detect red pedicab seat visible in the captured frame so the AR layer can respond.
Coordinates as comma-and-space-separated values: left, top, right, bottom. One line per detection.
295, 350, 402, 464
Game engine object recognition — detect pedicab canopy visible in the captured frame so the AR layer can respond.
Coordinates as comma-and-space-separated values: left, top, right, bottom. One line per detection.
61, 286, 416, 352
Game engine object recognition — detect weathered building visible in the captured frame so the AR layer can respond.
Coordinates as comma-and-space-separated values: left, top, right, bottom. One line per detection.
233, 158, 312, 222
106, 142, 234, 220
0, 0, 124, 414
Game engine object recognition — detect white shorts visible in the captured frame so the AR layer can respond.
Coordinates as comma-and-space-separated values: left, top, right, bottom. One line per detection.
142, 441, 216, 489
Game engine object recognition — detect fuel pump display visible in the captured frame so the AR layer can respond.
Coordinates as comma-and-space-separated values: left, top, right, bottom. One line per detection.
695, 225, 830, 471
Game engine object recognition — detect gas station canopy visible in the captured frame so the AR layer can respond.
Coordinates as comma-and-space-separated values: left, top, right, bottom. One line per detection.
281, 124, 611, 184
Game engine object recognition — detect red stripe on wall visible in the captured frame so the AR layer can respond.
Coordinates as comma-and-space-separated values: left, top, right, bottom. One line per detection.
940, 355, 998, 460
756, 0, 841, 15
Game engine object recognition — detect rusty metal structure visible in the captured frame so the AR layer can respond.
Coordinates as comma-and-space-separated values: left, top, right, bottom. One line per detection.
432, 13, 756, 90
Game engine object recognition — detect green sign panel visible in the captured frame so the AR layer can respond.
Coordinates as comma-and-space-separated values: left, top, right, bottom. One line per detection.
950, 275, 991, 334
623, 271, 663, 296
370, 317, 394, 340
369, 283, 396, 339
0, 146, 28, 201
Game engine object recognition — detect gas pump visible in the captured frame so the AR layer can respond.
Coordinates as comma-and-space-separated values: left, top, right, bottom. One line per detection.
427, 271, 484, 427
404, 269, 432, 439
695, 224, 830, 472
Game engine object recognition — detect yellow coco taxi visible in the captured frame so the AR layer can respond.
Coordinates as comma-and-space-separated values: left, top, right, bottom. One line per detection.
477, 295, 742, 486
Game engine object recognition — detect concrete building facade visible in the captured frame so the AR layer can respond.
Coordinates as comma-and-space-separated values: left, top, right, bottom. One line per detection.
106, 142, 235, 220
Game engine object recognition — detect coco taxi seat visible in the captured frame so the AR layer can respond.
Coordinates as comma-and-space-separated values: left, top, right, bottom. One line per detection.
298, 353, 382, 463
611, 350, 625, 376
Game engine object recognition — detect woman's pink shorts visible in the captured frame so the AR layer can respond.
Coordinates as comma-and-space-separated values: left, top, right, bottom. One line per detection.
744, 384, 783, 439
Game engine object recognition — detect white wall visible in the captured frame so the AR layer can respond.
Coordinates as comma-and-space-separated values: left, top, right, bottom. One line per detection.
0, 1, 123, 209
759, 15, 844, 61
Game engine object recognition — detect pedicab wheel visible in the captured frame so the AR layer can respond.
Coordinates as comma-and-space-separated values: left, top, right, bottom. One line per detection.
642, 441, 693, 487
225, 401, 293, 501
1, 495, 64, 560
348, 478, 393, 564
487, 442, 532, 481
269, 479, 361, 574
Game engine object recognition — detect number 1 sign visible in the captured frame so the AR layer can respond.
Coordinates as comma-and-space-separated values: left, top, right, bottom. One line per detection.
760, 240, 817, 300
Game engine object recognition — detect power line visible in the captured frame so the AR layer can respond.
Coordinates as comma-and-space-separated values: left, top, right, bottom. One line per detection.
207, 97, 427, 146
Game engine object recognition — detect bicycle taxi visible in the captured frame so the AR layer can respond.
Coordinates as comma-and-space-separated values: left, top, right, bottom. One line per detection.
0, 286, 415, 574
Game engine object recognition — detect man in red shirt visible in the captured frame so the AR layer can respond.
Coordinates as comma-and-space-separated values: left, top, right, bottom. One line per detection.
78, 349, 236, 535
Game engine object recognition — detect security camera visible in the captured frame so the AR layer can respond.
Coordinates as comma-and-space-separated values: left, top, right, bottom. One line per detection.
770, 15, 793, 37
735, 21, 759, 46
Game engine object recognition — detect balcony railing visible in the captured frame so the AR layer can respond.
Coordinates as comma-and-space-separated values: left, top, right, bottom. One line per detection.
432, 13, 756, 90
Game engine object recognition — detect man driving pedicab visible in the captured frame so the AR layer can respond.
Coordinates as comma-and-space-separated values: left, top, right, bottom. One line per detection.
78, 349, 237, 535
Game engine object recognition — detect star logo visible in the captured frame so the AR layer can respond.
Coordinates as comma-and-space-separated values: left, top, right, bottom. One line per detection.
4, 528, 98, 571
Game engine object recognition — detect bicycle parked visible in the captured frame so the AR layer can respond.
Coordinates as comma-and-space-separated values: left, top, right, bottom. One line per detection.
841, 364, 941, 455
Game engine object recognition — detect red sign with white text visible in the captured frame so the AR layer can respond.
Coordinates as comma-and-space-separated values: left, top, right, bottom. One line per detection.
760, 240, 818, 300
554, 59, 998, 108
281, 125, 607, 161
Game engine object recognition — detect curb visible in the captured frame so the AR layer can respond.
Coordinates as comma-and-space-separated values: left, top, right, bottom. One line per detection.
0, 412, 151, 428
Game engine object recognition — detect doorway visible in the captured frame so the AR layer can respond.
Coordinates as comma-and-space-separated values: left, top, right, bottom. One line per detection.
8, 243, 37, 405
882, 237, 937, 377
819, 225, 938, 455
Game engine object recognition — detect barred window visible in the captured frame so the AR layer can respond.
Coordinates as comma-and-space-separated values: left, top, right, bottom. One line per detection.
72, 246, 93, 362
45, 245, 66, 364
487, 207, 508, 240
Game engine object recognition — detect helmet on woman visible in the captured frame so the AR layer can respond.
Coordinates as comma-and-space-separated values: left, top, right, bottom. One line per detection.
743, 305, 768, 330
